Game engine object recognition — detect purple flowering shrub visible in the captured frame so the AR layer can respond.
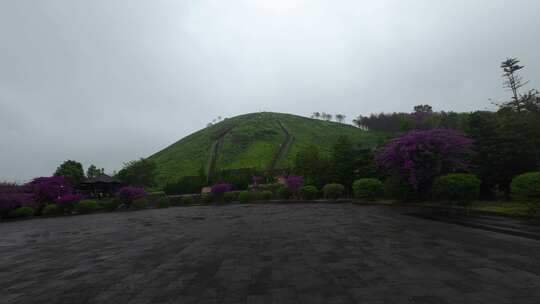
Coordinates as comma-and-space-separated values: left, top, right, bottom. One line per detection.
0, 183, 36, 216
211, 183, 233, 196
30, 176, 72, 204
376, 129, 474, 193
116, 186, 148, 204
284, 176, 304, 194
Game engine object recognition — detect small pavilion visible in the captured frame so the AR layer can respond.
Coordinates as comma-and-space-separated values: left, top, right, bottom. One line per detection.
78, 175, 123, 198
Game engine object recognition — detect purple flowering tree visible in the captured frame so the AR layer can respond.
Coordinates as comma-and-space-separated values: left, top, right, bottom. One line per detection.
29, 176, 73, 204
115, 186, 147, 204
376, 129, 474, 193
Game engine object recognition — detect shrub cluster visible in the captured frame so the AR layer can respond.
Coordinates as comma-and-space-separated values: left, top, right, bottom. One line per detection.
259, 190, 274, 201
223, 191, 239, 203
353, 178, 383, 200
432, 173, 481, 205
10, 206, 34, 218
300, 186, 318, 200
132, 198, 149, 210
511, 172, 540, 202
323, 183, 345, 200
42, 203, 62, 216
74, 200, 100, 214
238, 191, 251, 203
276, 187, 292, 200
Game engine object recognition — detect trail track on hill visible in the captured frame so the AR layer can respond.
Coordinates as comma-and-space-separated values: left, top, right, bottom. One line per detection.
269, 120, 294, 170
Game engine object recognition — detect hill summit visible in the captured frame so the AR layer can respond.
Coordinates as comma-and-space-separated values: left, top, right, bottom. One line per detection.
149, 112, 384, 185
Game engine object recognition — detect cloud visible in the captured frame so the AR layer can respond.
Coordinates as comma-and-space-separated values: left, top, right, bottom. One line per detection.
1, 0, 539, 181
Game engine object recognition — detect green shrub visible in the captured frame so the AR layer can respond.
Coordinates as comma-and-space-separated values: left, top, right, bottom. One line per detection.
43, 204, 61, 216
200, 193, 214, 204
132, 198, 149, 210
99, 199, 121, 211
223, 191, 240, 203
178, 196, 194, 205
383, 176, 416, 202
276, 187, 292, 200
155, 196, 171, 208
10, 206, 34, 218
74, 200, 100, 214
300, 186, 318, 200
238, 191, 252, 203
511, 172, 540, 203
322, 183, 345, 200
353, 178, 384, 200
432, 174, 481, 205
259, 190, 274, 201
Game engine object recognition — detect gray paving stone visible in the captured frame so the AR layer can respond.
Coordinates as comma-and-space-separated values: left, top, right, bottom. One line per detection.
1, 203, 540, 303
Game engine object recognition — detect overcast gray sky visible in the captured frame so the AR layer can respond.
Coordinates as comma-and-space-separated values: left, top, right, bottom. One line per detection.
1, 0, 539, 182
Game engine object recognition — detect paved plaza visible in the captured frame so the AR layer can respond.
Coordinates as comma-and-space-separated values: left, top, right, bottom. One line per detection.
1, 203, 540, 304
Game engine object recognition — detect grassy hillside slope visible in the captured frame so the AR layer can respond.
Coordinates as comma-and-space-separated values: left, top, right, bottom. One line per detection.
149, 112, 387, 185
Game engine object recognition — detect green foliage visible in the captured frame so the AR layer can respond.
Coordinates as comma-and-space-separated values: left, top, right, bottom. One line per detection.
200, 193, 214, 204
155, 196, 171, 208
10, 206, 34, 218
86, 165, 105, 179
164, 176, 206, 195
99, 199, 120, 211
238, 191, 252, 203
74, 200, 100, 214
223, 191, 239, 203
276, 186, 292, 200
383, 176, 416, 202
259, 190, 274, 201
300, 185, 318, 200
323, 183, 345, 200
132, 198, 149, 210
353, 178, 384, 200
117, 158, 157, 187
293, 145, 330, 188
330, 136, 357, 188
511, 172, 540, 203
432, 174, 481, 205
42, 204, 61, 216
178, 196, 194, 205
54, 160, 84, 186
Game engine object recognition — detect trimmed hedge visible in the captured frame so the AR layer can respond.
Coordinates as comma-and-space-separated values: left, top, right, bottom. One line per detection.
10, 206, 34, 218
300, 186, 318, 200
238, 191, 252, 203
132, 198, 149, 210
43, 204, 61, 216
276, 187, 292, 200
432, 173, 481, 205
179, 196, 194, 205
74, 200, 100, 214
259, 190, 274, 201
155, 196, 171, 208
99, 199, 121, 211
323, 183, 345, 200
223, 191, 240, 203
511, 172, 540, 203
353, 178, 384, 200
200, 193, 214, 204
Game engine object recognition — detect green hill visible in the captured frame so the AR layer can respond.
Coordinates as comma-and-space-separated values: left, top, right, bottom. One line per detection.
149, 112, 387, 185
